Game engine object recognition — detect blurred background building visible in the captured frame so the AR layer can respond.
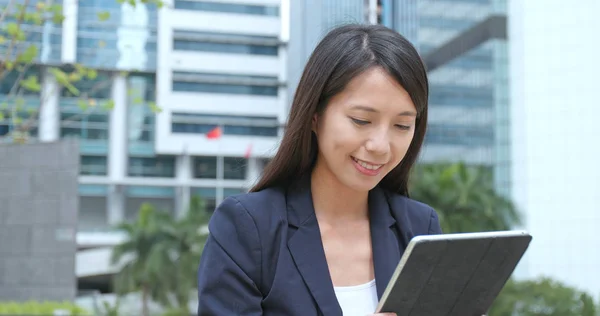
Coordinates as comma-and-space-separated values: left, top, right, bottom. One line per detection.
508, 0, 600, 297
1, 0, 598, 307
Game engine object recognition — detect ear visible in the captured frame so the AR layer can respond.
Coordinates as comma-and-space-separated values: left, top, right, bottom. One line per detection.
311, 114, 318, 133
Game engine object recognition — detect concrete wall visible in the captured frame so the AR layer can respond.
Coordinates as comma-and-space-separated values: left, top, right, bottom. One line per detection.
0, 140, 79, 301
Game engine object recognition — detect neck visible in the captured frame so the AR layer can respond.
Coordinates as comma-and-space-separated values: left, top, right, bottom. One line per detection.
310, 161, 369, 224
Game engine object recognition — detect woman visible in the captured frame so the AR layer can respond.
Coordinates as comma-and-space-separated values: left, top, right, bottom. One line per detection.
197, 24, 442, 316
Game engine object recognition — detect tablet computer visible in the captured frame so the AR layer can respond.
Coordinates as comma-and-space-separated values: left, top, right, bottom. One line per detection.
376, 230, 532, 316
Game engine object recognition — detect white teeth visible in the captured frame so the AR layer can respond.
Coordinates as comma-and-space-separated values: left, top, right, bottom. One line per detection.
353, 158, 383, 170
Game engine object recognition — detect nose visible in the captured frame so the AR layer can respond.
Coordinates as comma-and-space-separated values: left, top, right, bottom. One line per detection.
365, 128, 390, 156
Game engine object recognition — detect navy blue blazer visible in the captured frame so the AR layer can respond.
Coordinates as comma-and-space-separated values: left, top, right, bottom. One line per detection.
197, 178, 443, 315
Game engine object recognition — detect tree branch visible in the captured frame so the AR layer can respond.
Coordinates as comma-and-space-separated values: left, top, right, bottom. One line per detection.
0, 0, 16, 25
0, 0, 30, 76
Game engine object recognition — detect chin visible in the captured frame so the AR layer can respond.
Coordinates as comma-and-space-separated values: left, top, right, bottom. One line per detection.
342, 176, 381, 193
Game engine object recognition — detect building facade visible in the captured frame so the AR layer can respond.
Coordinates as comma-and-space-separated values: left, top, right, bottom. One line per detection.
1, 0, 288, 295
509, 0, 600, 297
1, 0, 287, 233
412, 0, 510, 196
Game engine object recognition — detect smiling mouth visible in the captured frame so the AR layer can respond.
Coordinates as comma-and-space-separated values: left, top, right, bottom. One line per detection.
351, 157, 385, 170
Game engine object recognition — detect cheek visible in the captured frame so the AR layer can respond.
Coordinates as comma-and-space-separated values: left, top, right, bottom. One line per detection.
392, 132, 415, 161
317, 117, 357, 155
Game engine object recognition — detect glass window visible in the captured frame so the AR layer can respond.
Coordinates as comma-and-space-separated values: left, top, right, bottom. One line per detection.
128, 156, 176, 178
0, 68, 41, 95
80, 155, 108, 176
172, 81, 278, 96
223, 157, 246, 180
193, 156, 217, 179
172, 123, 278, 137
191, 187, 217, 213
425, 125, 494, 146
173, 40, 278, 56
60, 71, 112, 99
171, 113, 279, 137
128, 75, 156, 145
173, 0, 279, 16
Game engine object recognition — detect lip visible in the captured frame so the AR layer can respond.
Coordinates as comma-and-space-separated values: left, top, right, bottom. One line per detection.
351, 156, 385, 176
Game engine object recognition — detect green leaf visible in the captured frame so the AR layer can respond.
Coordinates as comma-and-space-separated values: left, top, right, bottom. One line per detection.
52, 12, 65, 25
77, 99, 88, 110
0, 112, 4, 121
5, 23, 20, 37
102, 100, 115, 110
0, 102, 8, 110
97, 11, 111, 21
5, 61, 14, 71
148, 101, 162, 113
133, 96, 144, 104
86, 69, 98, 80
16, 45, 39, 64
13, 116, 22, 125
0, 36, 6, 44
20, 75, 42, 92
24, 12, 44, 25
15, 97, 25, 109
49, 68, 80, 96
68, 72, 82, 82
128, 0, 137, 7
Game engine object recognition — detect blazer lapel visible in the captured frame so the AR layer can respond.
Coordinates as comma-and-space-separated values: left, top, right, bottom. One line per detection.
286, 178, 343, 316
369, 187, 404, 299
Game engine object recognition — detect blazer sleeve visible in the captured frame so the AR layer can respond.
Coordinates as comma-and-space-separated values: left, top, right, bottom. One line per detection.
428, 208, 443, 234
197, 197, 263, 315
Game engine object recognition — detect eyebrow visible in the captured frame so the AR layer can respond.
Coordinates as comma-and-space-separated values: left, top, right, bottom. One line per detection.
350, 105, 417, 117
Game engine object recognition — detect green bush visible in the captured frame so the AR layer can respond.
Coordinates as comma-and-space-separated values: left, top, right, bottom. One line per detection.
490, 277, 598, 316
0, 301, 90, 315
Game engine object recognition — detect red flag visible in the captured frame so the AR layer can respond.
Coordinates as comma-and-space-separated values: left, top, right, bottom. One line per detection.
244, 143, 253, 159
206, 126, 222, 139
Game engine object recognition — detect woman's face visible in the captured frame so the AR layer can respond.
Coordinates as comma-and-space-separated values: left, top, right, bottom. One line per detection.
313, 67, 417, 193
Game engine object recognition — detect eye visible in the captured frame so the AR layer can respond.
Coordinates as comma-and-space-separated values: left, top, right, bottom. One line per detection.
351, 118, 370, 126
395, 124, 411, 130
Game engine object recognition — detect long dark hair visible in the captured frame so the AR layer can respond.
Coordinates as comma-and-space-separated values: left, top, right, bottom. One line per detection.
251, 24, 429, 196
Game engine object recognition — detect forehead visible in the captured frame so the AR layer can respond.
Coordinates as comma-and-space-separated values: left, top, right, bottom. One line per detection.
329, 67, 416, 115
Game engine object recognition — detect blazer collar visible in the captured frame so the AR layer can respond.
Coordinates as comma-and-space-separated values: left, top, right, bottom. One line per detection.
286, 176, 407, 314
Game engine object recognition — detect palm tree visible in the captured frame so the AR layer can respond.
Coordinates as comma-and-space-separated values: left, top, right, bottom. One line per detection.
160, 195, 211, 309
409, 162, 521, 233
111, 203, 174, 316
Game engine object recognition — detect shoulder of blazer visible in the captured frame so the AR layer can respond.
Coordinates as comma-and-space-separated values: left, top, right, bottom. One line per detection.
225, 187, 289, 296
383, 190, 439, 235
229, 186, 288, 226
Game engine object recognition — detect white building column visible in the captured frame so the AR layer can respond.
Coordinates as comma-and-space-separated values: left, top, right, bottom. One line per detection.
245, 157, 261, 190
107, 74, 127, 225
39, 68, 60, 142
60, 0, 78, 63
175, 153, 192, 218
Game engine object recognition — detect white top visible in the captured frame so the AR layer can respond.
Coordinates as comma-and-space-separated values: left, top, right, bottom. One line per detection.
334, 279, 379, 316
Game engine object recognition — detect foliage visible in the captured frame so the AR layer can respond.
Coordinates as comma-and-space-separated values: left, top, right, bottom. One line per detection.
0, 0, 163, 143
490, 277, 599, 316
410, 162, 521, 233
0, 300, 90, 315
111, 196, 211, 315
94, 297, 121, 316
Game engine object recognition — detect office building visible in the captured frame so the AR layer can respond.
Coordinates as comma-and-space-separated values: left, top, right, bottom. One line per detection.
1, 0, 287, 293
